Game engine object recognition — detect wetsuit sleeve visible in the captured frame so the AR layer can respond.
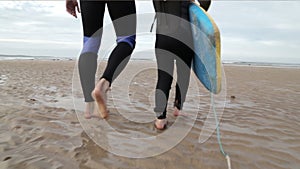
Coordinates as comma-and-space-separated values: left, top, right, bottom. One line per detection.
198, 0, 211, 11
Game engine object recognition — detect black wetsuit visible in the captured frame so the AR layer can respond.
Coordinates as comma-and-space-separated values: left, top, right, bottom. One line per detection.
153, 1, 195, 119
78, 0, 136, 102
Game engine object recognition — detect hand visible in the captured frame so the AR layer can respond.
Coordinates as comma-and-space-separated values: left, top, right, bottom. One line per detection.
66, 0, 80, 18
198, 0, 211, 11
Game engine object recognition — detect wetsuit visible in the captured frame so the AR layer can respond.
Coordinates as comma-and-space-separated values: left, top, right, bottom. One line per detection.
78, 0, 136, 102
153, 1, 194, 119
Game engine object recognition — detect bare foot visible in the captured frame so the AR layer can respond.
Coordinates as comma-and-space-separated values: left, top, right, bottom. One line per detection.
91, 101, 103, 118
173, 107, 180, 116
92, 78, 110, 119
173, 107, 188, 116
155, 118, 168, 130
84, 102, 94, 119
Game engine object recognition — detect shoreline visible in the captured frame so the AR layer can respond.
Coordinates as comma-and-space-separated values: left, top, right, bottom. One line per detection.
1, 57, 300, 69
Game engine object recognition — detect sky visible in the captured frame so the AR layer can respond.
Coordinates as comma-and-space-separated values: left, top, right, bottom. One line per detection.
0, 1, 300, 64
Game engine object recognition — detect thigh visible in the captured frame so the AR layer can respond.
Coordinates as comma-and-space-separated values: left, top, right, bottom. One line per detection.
107, 0, 136, 37
176, 44, 193, 69
155, 34, 175, 76
80, 0, 106, 37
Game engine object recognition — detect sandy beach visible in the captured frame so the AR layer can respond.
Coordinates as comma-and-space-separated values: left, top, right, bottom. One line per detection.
0, 60, 299, 169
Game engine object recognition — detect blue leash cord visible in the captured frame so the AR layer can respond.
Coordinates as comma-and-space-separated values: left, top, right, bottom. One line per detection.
211, 93, 232, 169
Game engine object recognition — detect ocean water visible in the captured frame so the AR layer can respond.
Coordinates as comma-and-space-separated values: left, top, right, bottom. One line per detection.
0, 54, 75, 61
1, 54, 300, 69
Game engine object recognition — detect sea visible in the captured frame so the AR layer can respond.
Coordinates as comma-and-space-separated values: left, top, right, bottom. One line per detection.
1, 54, 300, 69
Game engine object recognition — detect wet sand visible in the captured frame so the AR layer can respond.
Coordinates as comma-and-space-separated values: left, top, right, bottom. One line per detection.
0, 60, 299, 169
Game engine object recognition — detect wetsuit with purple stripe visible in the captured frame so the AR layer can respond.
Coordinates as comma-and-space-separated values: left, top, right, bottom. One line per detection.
78, 0, 136, 102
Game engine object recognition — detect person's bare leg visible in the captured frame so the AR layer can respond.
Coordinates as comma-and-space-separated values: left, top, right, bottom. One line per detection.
92, 78, 110, 119
173, 106, 180, 116
173, 107, 189, 116
84, 102, 94, 119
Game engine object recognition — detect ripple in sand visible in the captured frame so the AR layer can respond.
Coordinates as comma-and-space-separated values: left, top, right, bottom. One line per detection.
0, 74, 8, 86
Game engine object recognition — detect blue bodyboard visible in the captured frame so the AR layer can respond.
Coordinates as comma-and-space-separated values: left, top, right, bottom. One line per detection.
189, 3, 221, 94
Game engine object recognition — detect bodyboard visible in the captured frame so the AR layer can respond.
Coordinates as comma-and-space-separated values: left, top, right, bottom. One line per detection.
189, 2, 221, 94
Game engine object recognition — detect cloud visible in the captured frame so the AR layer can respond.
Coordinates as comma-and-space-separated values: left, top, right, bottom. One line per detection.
0, 1, 299, 63
210, 1, 300, 63
0, 1, 82, 57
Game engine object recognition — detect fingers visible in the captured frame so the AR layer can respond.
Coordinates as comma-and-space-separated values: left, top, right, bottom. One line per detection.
76, 2, 81, 13
73, 12, 77, 18
74, 1, 80, 18
66, 0, 79, 18
73, 8, 77, 18
67, 8, 77, 18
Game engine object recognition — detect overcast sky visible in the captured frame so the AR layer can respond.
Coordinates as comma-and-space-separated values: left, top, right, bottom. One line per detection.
0, 1, 299, 63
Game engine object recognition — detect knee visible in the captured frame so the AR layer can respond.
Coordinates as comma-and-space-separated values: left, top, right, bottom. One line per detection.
81, 36, 101, 54
117, 35, 136, 49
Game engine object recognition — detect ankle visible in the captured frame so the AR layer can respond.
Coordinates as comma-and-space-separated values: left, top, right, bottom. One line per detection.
98, 78, 110, 92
